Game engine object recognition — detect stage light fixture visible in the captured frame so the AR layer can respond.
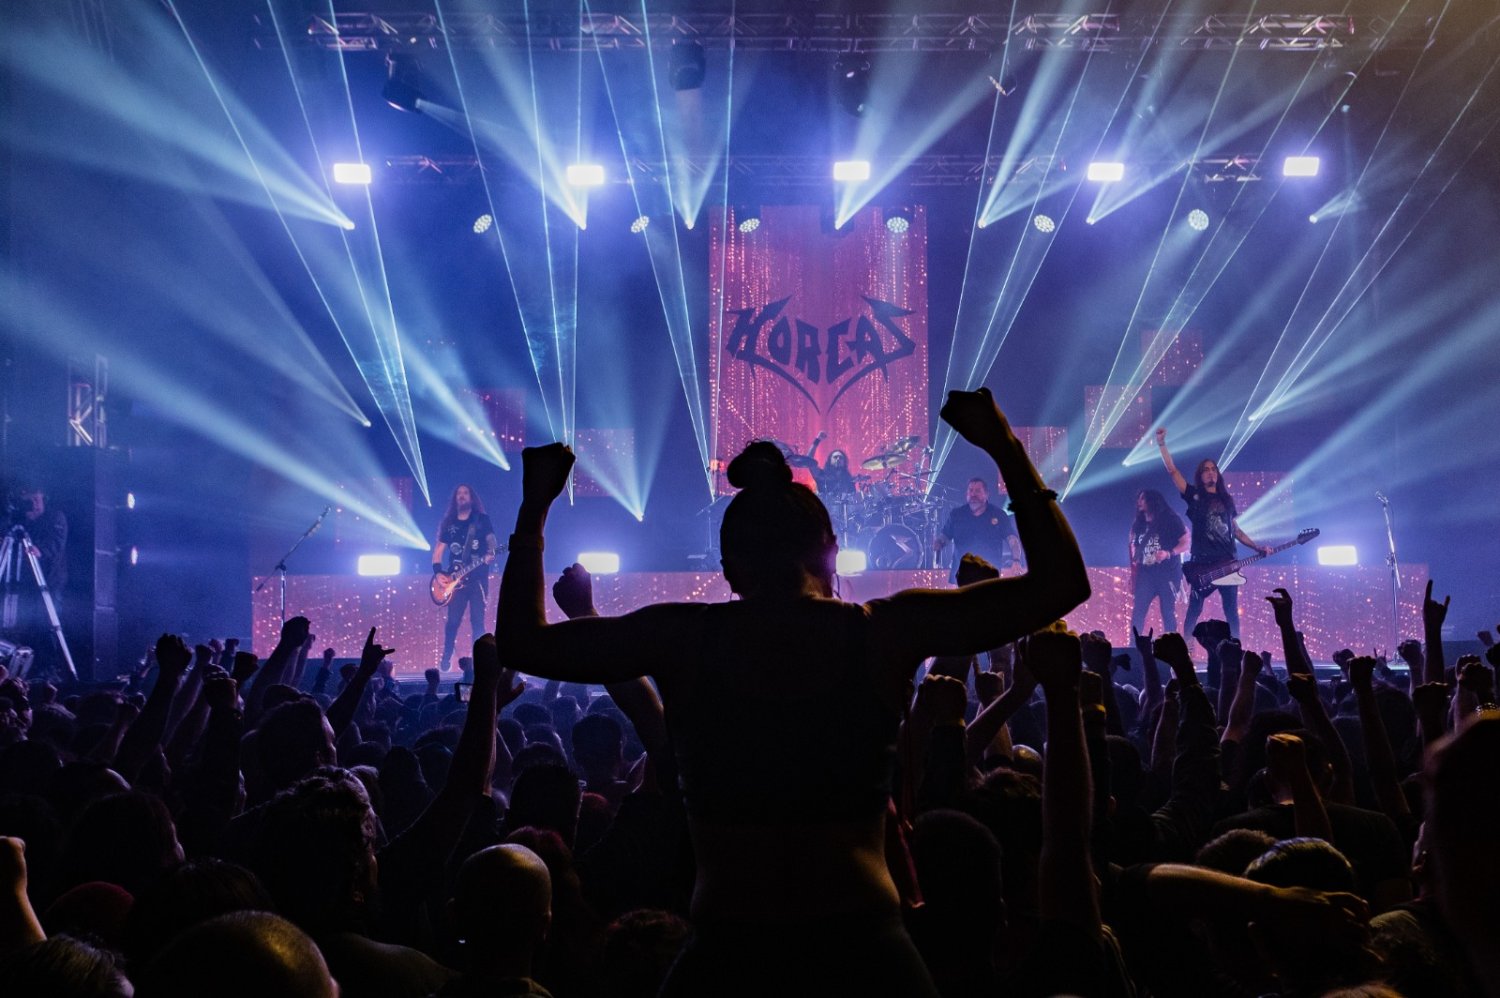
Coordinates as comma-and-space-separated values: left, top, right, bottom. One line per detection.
885, 207, 913, 234
833, 160, 871, 182
1187, 209, 1210, 231
1283, 156, 1321, 177
1316, 545, 1357, 566
1087, 162, 1125, 183
472, 214, 494, 235
340, 218, 357, 231
566, 163, 606, 187
834, 55, 871, 117
736, 205, 762, 233
1032, 214, 1056, 233
333, 162, 372, 185
382, 53, 424, 113
357, 553, 402, 576
670, 41, 706, 91
578, 551, 620, 575
125, 492, 136, 510
836, 549, 867, 575
630, 214, 650, 234
129, 546, 139, 566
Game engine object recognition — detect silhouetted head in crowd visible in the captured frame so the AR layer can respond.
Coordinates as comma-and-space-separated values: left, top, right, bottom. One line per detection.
1194, 829, 1278, 875
255, 699, 336, 793
513, 702, 551, 728
252, 769, 378, 937
61, 790, 183, 897
1426, 713, 1500, 991
507, 763, 582, 847
124, 857, 275, 969
1245, 837, 1358, 894
0, 738, 62, 798
136, 912, 337, 998
719, 441, 836, 597
450, 844, 552, 977
571, 713, 624, 782
910, 809, 1006, 935
0, 934, 132, 998
600, 909, 691, 998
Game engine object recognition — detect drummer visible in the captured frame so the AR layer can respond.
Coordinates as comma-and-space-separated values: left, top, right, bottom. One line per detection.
934, 477, 1024, 581
803, 432, 859, 497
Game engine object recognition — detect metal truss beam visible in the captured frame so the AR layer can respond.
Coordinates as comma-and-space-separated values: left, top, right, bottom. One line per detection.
381, 152, 1273, 187
254, 11, 1429, 54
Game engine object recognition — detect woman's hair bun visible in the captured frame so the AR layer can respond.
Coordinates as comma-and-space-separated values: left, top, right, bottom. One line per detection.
726, 441, 793, 490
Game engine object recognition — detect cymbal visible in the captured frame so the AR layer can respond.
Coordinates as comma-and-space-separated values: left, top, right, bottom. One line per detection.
881, 435, 920, 454
786, 454, 819, 469
861, 452, 906, 470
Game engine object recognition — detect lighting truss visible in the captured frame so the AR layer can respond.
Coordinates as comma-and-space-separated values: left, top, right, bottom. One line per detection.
380, 152, 1288, 187
253, 11, 1431, 54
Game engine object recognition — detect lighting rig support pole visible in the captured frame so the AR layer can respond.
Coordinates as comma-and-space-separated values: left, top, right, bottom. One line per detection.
253, 506, 331, 624
1377, 491, 1400, 649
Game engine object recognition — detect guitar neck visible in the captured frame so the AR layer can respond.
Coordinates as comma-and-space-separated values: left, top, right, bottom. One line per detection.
1222, 538, 1299, 576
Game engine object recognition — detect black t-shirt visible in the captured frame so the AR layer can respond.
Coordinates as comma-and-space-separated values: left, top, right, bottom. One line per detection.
1131, 515, 1186, 580
437, 512, 495, 584
1180, 486, 1235, 564
941, 501, 1015, 570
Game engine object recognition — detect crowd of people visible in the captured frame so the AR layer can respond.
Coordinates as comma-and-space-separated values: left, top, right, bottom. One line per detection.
1, 387, 1498, 997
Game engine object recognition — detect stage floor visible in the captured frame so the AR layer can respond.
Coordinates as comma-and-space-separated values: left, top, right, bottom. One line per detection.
251, 565, 1424, 674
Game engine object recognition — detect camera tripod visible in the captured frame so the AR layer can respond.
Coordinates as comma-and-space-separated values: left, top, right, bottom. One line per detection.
0, 524, 77, 681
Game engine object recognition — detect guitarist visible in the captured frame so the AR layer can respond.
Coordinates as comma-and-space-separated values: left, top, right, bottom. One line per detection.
1154, 428, 1269, 640
432, 484, 498, 672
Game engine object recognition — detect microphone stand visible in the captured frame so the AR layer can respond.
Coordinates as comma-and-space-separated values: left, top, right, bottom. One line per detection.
254, 506, 332, 624
1377, 492, 1400, 649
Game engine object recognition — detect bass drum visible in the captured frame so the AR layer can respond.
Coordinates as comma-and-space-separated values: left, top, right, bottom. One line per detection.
865, 523, 923, 570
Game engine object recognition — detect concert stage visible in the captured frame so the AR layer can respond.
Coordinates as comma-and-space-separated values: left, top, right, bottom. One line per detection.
251, 564, 1425, 674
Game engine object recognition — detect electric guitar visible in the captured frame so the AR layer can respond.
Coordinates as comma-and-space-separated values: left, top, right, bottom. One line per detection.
430, 545, 507, 606
1182, 528, 1320, 596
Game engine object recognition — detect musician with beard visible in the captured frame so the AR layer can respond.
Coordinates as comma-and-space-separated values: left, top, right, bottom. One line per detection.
432, 484, 498, 672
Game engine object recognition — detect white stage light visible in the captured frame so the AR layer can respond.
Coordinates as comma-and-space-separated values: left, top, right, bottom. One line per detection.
1187, 209, 1210, 231
1283, 156, 1321, 177
1086, 162, 1125, 182
566, 163, 606, 187
333, 162, 372, 185
357, 554, 402, 577
833, 160, 871, 182
129, 546, 139, 566
578, 551, 620, 575
125, 492, 136, 510
472, 214, 494, 234
630, 215, 650, 234
1032, 214, 1056, 233
1317, 545, 1358, 566
836, 549, 867, 575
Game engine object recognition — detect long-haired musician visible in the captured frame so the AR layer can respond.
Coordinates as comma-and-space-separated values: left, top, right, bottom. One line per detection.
432, 484, 498, 671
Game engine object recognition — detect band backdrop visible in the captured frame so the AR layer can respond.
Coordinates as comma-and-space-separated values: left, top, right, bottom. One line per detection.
708, 205, 929, 493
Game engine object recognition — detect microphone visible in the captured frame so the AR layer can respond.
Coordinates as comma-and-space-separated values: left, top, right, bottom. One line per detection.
309, 505, 333, 534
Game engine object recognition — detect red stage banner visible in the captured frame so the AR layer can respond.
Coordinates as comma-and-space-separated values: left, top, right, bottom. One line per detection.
709, 206, 929, 494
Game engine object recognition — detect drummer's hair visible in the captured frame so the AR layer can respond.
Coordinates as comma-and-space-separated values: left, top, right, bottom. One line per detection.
967, 477, 988, 489
720, 441, 836, 595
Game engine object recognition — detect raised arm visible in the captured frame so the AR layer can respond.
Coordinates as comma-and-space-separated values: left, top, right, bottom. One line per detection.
497, 445, 691, 684
1155, 427, 1188, 494
1348, 657, 1412, 822
1422, 579, 1450, 685
872, 389, 1090, 660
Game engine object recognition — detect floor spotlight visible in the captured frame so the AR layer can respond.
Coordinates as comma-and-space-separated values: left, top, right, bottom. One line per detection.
836, 549, 867, 575
833, 159, 871, 182
1032, 213, 1056, 233
1283, 156, 1321, 177
630, 214, 650, 234
566, 163, 606, 187
1316, 545, 1357, 566
357, 554, 402, 577
382, 53, 424, 113
670, 40, 706, 91
736, 205, 762, 233
834, 55, 871, 117
885, 206, 913, 234
1187, 209, 1210, 231
472, 213, 494, 235
578, 551, 620, 575
333, 162, 372, 185
1086, 162, 1125, 182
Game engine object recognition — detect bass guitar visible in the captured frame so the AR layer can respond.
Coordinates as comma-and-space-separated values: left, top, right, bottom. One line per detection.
430, 545, 507, 606
1182, 528, 1320, 597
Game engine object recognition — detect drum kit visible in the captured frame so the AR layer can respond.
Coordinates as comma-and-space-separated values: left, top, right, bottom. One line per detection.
698, 434, 964, 571
814, 435, 956, 571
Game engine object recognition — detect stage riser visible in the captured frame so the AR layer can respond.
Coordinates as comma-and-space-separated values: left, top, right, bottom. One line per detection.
251, 566, 1425, 673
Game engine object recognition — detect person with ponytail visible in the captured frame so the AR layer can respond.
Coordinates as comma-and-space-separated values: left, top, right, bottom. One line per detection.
495, 388, 1089, 995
